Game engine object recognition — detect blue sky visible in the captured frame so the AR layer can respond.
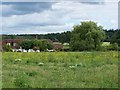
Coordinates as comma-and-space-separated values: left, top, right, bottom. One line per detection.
1, 0, 119, 34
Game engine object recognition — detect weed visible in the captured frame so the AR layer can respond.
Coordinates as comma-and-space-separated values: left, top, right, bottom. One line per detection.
14, 73, 30, 88
26, 71, 37, 77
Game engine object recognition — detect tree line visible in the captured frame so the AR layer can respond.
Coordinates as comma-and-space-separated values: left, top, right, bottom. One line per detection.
2, 21, 120, 51
2, 29, 119, 44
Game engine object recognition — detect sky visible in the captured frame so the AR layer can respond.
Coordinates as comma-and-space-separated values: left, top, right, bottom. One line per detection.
1, 0, 119, 34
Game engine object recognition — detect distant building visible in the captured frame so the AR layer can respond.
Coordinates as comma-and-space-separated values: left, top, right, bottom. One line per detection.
53, 42, 63, 51
63, 43, 70, 51
1, 39, 63, 52
2, 39, 21, 49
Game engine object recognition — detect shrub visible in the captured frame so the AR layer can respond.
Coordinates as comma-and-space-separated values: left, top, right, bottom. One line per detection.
100, 43, 119, 51
2, 44, 12, 52
108, 43, 119, 51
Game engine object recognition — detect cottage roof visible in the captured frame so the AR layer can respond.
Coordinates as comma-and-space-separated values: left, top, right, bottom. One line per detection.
53, 42, 62, 44
53, 42, 63, 49
2, 39, 21, 43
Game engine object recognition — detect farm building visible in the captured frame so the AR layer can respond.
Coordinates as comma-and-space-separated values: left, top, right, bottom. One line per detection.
2, 39, 21, 48
1, 39, 63, 52
53, 42, 63, 51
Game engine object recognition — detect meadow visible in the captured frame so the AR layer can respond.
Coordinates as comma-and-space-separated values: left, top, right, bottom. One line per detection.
2, 51, 118, 88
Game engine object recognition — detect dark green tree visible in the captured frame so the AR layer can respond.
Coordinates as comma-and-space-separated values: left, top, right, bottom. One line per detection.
111, 30, 120, 47
70, 21, 105, 51
31, 40, 39, 52
47, 43, 53, 50
20, 40, 32, 52
37, 40, 48, 51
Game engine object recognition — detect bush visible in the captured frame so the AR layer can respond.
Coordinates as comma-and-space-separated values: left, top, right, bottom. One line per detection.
100, 43, 119, 51
2, 44, 12, 52
108, 43, 119, 51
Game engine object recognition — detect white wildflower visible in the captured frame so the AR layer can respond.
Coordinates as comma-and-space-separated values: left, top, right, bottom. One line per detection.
15, 59, 21, 62
69, 64, 78, 69
38, 62, 44, 66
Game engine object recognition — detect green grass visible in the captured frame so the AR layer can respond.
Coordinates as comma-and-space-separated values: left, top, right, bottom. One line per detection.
2, 51, 118, 88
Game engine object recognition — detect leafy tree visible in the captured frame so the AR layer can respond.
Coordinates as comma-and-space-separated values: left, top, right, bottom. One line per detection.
20, 40, 54, 52
104, 29, 115, 42
32, 40, 39, 52
38, 40, 48, 51
47, 43, 53, 50
20, 40, 32, 52
70, 21, 105, 51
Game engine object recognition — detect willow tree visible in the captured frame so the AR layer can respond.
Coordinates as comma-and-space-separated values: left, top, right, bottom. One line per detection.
70, 21, 106, 51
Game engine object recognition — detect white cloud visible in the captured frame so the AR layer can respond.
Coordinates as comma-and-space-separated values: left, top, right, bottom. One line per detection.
52, 1, 118, 29
2, 23, 74, 34
2, 1, 118, 34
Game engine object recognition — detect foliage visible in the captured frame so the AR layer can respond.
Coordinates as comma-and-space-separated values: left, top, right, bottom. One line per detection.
2, 29, 119, 45
20, 39, 54, 52
70, 21, 106, 51
33, 40, 54, 51
111, 30, 120, 47
20, 40, 32, 52
25, 71, 37, 77
100, 43, 119, 51
47, 43, 54, 50
31, 40, 40, 52
108, 43, 119, 51
38, 40, 48, 51
2, 44, 12, 52
14, 73, 30, 88
2, 31, 71, 43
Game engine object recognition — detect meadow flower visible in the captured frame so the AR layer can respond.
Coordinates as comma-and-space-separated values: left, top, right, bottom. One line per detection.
38, 62, 44, 66
69, 64, 78, 69
15, 59, 22, 62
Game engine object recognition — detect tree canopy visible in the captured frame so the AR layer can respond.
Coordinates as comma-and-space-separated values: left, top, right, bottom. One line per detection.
20, 39, 54, 52
70, 21, 106, 51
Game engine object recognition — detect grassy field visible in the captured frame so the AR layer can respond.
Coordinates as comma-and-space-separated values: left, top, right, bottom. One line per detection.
2, 51, 118, 88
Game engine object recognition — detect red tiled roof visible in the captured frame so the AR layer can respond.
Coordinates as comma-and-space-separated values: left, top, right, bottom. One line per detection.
2, 39, 21, 44
2, 39, 22, 49
53, 43, 63, 49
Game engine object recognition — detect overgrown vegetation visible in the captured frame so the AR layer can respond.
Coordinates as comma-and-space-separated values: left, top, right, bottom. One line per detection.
2, 51, 118, 88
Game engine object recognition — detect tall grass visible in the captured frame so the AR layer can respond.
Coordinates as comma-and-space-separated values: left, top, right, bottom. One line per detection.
2, 51, 118, 88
